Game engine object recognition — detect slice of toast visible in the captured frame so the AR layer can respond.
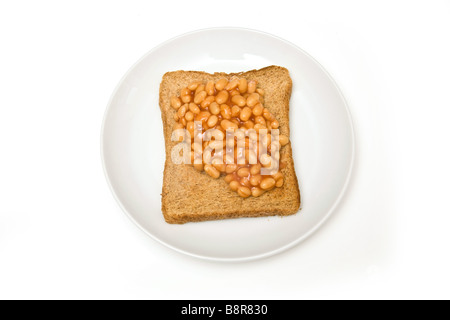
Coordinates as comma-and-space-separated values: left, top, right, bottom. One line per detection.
159, 66, 300, 224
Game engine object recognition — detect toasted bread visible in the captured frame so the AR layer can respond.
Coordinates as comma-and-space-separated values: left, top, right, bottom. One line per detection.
159, 66, 300, 224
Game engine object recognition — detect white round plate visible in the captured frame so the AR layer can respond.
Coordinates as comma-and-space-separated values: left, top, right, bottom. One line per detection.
101, 28, 354, 261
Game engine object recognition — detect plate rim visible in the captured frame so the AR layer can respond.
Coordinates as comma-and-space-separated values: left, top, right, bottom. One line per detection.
100, 27, 356, 262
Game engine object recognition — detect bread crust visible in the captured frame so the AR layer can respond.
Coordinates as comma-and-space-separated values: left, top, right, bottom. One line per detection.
159, 66, 300, 224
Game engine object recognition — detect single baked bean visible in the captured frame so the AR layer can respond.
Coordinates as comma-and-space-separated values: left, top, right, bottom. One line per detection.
224, 174, 233, 183
247, 80, 256, 93
271, 119, 280, 129
185, 111, 194, 121
252, 103, 263, 116
173, 123, 184, 130
205, 81, 215, 96
246, 93, 260, 107
215, 90, 229, 104
195, 84, 205, 95
279, 134, 289, 146
260, 154, 272, 167
194, 91, 207, 104
229, 180, 240, 191
181, 95, 191, 103
212, 161, 226, 173
252, 187, 265, 197
174, 113, 179, 121
171, 96, 182, 110
231, 105, 241, 117
250, 163, 261, 175
231, 95, 246, 107
209, 102, 220, 115
189, 103, 200, 114
220, 104, 232, 120
180, 87, 190, 96
215, 78, 228, 91
186, 121, 194, 136
225, 164, 237, 173
239, 107, 252, 121
188, 81, 201, 91
221, 119, 238, 130
207, 115, 218, 127
260, 177, 276, 190
237, 167, 250, 178
244, 120, 254, 129
254, 115, 266, 126
256, 88, 265, 96
238, 78, 248, 93
177, 104, 187, 118
263, 109, 274, 120
237, 186, 251, 198
275, 178, 284, 187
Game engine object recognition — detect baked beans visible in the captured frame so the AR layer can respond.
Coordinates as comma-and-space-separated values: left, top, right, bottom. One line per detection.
247, 80, 256, 94
204, 164, 220, 179
205, 81, 215, 96
171, 77, 290, 198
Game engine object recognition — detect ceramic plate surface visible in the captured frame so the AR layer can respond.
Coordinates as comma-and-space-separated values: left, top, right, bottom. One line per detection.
101, 28, 355, 261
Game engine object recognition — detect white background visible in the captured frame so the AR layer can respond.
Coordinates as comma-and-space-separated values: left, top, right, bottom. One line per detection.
1, 0, 449, 300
